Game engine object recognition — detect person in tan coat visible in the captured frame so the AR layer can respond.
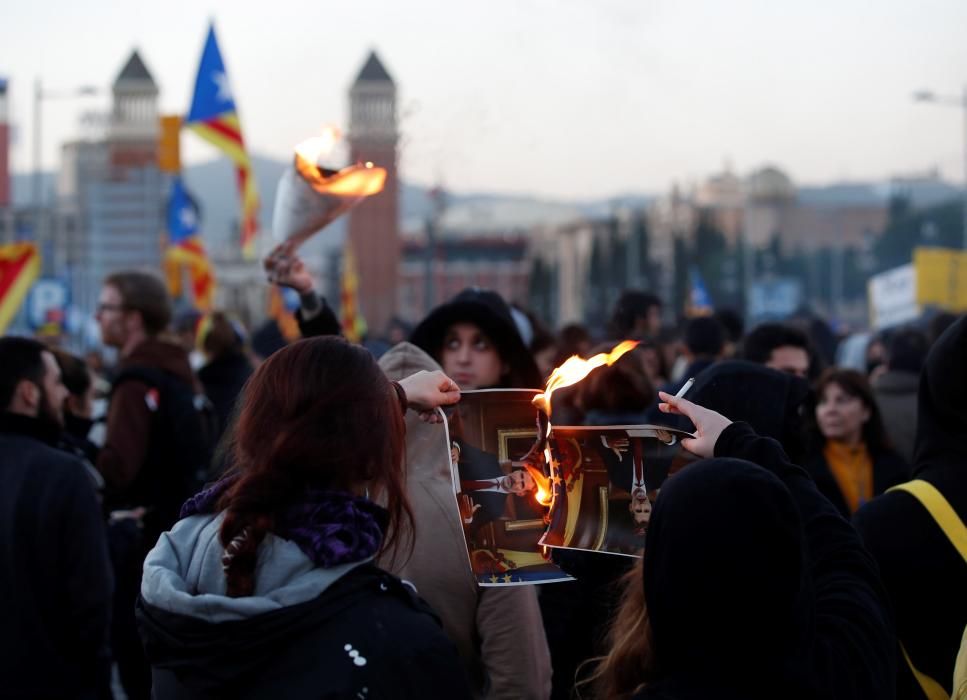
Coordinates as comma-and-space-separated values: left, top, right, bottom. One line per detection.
379, 342, 551, 699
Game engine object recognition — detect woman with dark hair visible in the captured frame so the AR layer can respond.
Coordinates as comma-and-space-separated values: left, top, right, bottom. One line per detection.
135, 336, 470, 699
589, 391, 895, 699
805, 368, 907, 517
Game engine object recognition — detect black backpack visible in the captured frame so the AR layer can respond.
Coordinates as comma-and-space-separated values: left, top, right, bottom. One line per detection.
110, 366, 218, 536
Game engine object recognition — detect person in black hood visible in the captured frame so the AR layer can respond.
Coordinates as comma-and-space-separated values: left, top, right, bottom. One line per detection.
136, 336, 469, 699
591, 389, 895, 699
409, 287, 543, 390
51, 347, 106, 491
853, 314, 967, 699
686, 359, 811, 463
196, 311, 253, 443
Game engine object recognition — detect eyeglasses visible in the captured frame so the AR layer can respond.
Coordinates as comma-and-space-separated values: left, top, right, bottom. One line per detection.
96, 303, 124, 314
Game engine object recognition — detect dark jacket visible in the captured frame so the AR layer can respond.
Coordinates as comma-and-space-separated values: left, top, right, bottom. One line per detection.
802, 446, 909, 519
637, 422, 894, 699
197, 350, 252, 441
854, 315, 967, 699
295, 294, 342, 338
137, 513, 471, 700
872, 369, 920, 465
0, 412, 113, 699
97, 337, 196, 491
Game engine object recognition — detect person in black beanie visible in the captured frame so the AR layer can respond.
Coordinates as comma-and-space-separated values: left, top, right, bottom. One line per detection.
590, 390, 895, 699
409, 287, 542, 390
854, 315, 967, 699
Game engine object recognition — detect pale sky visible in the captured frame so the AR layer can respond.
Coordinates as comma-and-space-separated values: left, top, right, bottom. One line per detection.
2, 0, 966, 200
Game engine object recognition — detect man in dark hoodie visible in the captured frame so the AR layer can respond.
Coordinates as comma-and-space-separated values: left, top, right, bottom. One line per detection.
854, 314, 967, 699
95, 270, 205, 700
0, 337, 113, 699
610, 390, 895, 699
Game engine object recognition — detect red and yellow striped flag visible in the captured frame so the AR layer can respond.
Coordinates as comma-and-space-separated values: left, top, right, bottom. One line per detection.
185, 24, 259, 260
340, 240, 367, 343
0, 242, 41, 333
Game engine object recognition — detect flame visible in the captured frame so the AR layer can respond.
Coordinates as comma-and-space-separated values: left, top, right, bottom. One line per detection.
293, 137, 387, 197
523, 463, 553, 507
294, 125, 341, 164
532, 340, 639, 417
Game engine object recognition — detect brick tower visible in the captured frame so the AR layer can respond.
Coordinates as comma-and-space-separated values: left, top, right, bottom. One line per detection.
347, 51, 399, 336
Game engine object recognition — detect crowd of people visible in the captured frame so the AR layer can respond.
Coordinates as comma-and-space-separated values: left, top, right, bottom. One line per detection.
1, 245, 965, 699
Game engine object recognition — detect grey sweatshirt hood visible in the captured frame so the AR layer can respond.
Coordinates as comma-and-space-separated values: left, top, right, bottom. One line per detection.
141, 513, 366, 623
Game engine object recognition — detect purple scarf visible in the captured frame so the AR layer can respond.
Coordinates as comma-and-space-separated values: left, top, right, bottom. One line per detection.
180, 475, 388, 568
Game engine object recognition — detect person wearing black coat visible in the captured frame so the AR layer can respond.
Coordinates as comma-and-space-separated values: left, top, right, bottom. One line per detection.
195, 312, 254, 442
853, 314, 967, 699
0, 338, 113, 699
593, 390, 895, 699
803, 367, 909, 519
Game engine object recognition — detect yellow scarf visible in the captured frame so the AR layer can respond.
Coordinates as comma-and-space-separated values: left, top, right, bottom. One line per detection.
824, 440, 873, 514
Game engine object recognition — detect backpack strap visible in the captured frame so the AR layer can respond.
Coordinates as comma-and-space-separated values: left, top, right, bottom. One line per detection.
887, 480, 967, 700
888, 480, 967, 562
111, 366, 166, 393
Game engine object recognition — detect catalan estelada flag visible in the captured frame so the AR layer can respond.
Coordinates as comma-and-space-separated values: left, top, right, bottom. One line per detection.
0, 242, 41, 333
268, 286, 301, 342
686, 266, 714, 318
164, 177, 215, 311
185, 24, 259, 259
340, 240, 367, 342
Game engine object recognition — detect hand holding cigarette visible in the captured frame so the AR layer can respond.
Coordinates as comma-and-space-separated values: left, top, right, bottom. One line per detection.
657, 390, 731, 459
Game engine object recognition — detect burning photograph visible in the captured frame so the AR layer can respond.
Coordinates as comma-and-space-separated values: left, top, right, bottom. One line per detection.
445, 389, 572, 586
539, 425, 694, 557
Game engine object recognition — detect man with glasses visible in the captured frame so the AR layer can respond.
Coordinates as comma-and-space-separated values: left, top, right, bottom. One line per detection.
95, 270, 203, 700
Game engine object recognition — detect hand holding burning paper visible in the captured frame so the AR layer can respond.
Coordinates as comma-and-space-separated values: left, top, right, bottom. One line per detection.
271, 128, 387, 248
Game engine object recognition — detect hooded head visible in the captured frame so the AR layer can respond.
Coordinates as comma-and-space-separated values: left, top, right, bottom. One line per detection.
913, 315, 967, 489
643, 458, 810, 688
410, 288, 541, 390
688, 360, 810, 463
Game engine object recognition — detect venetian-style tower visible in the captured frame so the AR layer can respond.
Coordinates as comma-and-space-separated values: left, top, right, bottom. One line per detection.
347, 51, 399, 335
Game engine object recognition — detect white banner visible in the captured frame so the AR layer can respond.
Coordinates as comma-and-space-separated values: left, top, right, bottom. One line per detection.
868, 264, 919, 329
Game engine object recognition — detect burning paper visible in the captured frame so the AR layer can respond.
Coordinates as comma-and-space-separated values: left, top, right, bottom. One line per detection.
443, 389, 572, 586
530, 340, 695, 557
271, 131, 387, 248
539, 424, 694, 556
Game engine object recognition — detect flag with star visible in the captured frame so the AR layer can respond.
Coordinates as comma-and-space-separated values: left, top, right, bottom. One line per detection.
164, 177, 215, 310
0, 242, 40, 333
185, 23, 259, 259
686, 266, 713, 317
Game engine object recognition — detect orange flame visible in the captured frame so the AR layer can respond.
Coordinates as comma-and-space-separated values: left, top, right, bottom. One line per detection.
293, 137, 387, 197
532, 340, 639, 417
523, 463, 553, 507
295, 125, 342, 164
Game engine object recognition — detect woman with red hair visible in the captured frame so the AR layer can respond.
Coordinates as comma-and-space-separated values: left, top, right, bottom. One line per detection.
135, 336, 470, 699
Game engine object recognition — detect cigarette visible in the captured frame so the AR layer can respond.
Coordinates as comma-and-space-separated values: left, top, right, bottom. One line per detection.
674, 377, 695, 400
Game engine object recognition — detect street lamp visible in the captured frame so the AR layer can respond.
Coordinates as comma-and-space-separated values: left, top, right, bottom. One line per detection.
912, 86, 967, 250
32, 79, 101, 208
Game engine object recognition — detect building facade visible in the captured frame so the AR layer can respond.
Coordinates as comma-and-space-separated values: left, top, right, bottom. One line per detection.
56, 50, 164, 318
